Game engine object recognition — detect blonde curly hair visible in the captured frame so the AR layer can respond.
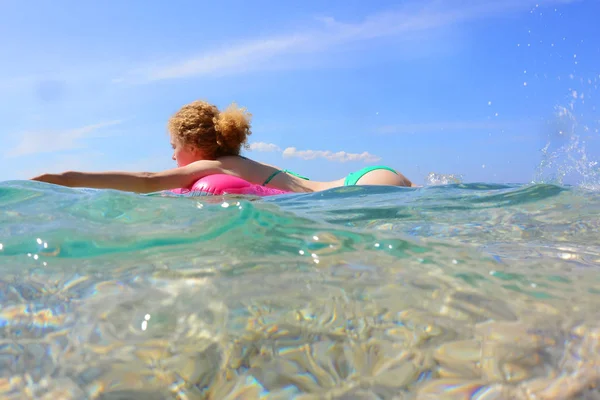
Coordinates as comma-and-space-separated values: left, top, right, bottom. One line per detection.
168, 100, 252, 159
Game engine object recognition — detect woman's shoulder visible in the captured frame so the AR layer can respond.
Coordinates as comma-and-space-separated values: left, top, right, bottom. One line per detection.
217, 155, 283, 183
217, 155, 255, 167
219, 155, 273, 169
215, 155, 267, 174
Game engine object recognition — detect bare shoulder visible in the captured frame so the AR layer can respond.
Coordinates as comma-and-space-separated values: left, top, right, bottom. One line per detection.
182, 159, 223, 173
217, 156, 280, 183
217, 155, 258, 169
219, 156, 279, 170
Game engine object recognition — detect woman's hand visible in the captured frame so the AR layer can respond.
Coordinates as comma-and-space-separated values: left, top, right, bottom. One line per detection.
31, 173, 67, 186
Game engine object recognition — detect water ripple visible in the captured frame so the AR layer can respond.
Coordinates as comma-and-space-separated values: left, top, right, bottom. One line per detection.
0, 181, 599, 398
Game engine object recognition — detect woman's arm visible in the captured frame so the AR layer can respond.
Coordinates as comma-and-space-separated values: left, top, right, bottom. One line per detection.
30, 160, 223, 193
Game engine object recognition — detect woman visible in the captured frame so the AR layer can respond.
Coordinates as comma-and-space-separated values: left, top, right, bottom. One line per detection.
31, 100, 414, 193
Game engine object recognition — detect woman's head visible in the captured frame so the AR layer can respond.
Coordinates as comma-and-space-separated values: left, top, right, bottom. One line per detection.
168, 100, 252, 166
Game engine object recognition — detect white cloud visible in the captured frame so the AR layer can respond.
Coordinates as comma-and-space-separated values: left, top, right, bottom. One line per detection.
282, 147, 381, 163
248, 142, 282, 152
135, 0, 575, 82
144, 36, 308, 81
249, 141, 382, 162
6, 120, 123, 158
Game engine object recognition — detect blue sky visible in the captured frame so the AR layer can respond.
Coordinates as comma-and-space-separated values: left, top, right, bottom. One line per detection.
1, 0, 599, 185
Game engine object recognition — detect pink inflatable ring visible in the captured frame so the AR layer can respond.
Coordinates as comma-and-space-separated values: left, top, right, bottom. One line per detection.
169, 174, 290, 197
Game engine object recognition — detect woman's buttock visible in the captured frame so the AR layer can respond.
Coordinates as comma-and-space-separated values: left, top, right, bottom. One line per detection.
346, 166, 412, 187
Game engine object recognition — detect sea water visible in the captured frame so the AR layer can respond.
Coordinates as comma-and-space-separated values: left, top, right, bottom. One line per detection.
1, 174, 600, 399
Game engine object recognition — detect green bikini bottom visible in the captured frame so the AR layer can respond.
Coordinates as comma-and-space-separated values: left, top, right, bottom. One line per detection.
343, 166, 398, 186
263, 165, 398, 187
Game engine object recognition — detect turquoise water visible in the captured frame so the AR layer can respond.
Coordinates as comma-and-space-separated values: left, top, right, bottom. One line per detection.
1, 181, 600, 399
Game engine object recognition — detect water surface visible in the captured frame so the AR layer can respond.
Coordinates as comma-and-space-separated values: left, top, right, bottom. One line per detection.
1, 181, 599, 399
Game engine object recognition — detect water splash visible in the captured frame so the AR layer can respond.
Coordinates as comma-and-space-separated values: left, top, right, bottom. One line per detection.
516, 2, 600, 190
425, 172, 464, 186
534, 104, 600, 190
